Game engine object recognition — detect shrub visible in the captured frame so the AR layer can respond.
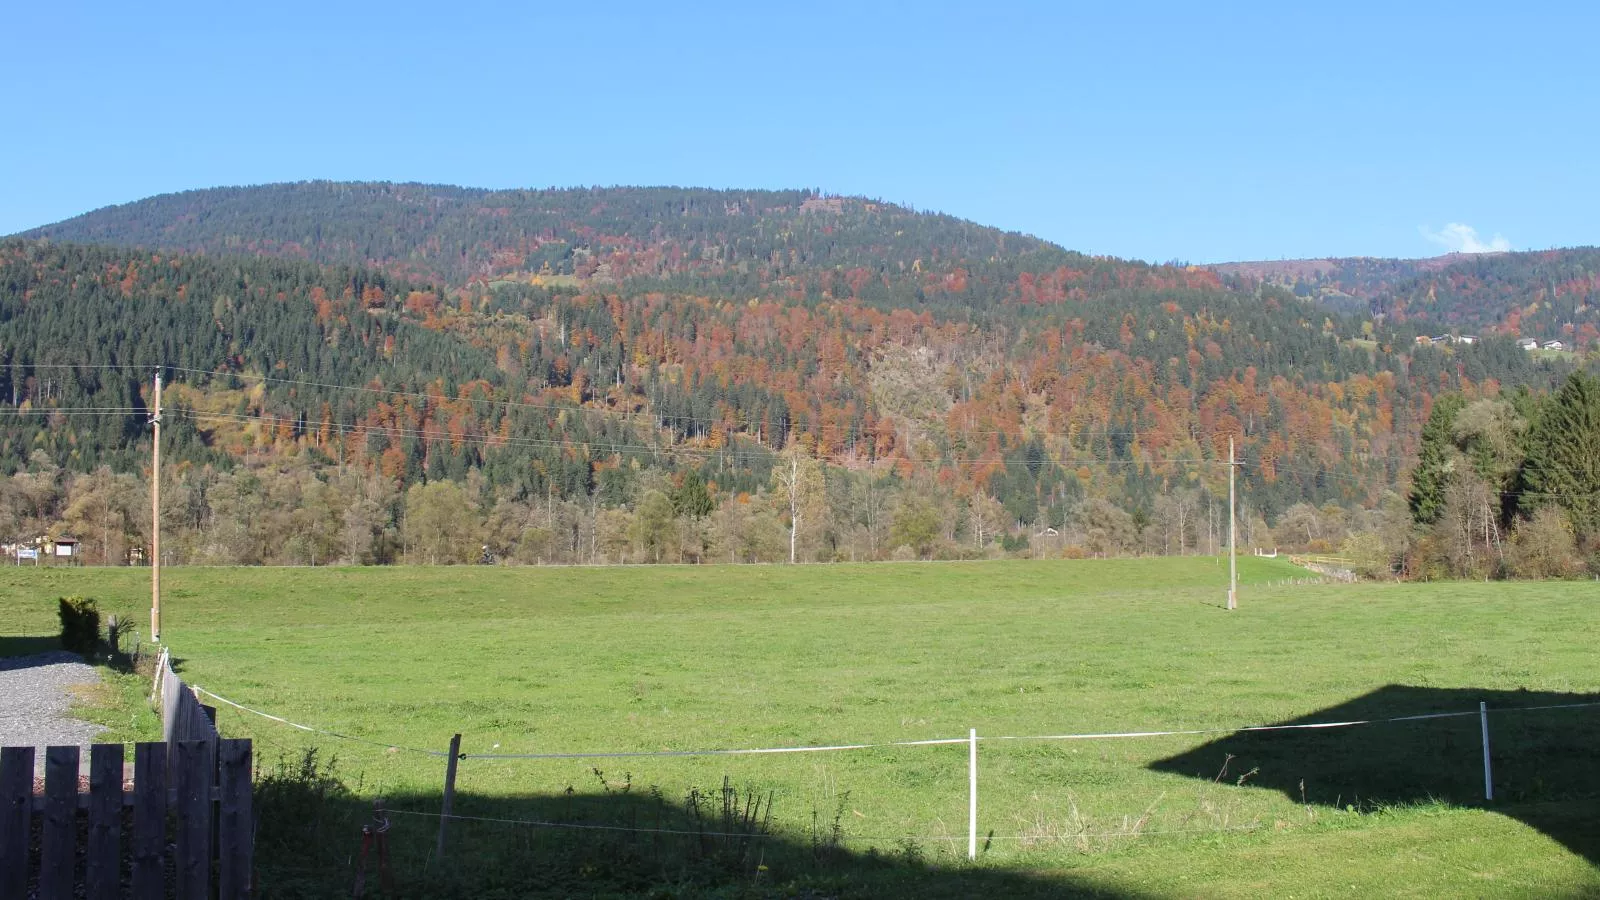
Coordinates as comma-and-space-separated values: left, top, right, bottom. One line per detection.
58, 596, 101, 656
1507, 507, 1585, 579
1341, 531, 1397, 580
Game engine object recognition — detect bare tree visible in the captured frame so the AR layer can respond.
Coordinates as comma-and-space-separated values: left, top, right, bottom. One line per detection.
772, 443, 824, 563
968, 491, 1006, 550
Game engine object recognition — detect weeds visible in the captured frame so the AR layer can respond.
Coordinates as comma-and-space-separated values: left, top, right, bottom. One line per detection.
591, 766, 632, 795
684, 775, 774, 869
1002, 783, 1269, 854
255, 748, 354, 859
894, 836, 925, 867
812, 789, 850, 864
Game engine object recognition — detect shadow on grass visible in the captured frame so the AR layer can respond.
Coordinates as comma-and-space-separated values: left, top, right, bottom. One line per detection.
0, 634, 63, 662
1148, 685, 1600, 866
255, 754, 1150, 899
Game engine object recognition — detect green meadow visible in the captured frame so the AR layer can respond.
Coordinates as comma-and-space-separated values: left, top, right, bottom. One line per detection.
2, 558, 1596, 898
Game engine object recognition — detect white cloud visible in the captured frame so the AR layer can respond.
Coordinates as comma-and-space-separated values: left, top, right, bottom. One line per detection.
1419, 222, 1511, 254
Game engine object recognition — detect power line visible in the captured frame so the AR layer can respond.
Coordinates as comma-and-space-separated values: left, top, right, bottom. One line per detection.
0, 398, 1287, 469
173, 408, 1241, 470
17, 404, 1599, 501
9, 368, 1597, 499
0, 407, 148, 415
6, 361, 1436, 447
0, 399, 1400, 473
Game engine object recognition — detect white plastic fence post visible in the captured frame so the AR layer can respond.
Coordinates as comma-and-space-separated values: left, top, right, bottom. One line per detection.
968, 727, 978, 860
1479, 702, 1493, 801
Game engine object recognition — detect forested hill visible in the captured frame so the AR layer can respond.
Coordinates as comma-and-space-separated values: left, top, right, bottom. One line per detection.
1212, 250, 1600, 344
1371, 249, 1600, 342
2, 183, 1595, 567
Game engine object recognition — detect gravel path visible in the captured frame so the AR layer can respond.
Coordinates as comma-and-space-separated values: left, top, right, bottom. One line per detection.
0, 652, 107, 768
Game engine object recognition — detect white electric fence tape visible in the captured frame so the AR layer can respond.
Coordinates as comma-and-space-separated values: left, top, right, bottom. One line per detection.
194, 686, 451, 757
193, 685, 1600, 761
465, 736, 969, 760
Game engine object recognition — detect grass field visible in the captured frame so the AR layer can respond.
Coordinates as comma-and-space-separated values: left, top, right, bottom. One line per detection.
2, 558, 1597, 897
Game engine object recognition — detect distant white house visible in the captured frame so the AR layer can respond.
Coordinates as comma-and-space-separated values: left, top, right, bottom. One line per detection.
1518, 338, 1539, 351
1543, 339, 1566, 351
1458, 335, 1478, 345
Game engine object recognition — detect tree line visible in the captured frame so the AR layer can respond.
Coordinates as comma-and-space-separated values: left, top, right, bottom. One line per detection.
0, 441, 1298, 568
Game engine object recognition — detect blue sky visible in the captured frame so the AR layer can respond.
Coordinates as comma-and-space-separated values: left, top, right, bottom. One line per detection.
5, 1, 1597, 263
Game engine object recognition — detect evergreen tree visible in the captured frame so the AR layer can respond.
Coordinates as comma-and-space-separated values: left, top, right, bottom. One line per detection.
1520, 372, 1600, 538
1409, 394, 1466, 525
670, 471, 714, 520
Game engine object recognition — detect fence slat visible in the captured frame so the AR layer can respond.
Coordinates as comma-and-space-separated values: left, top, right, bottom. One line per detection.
161, 666, 179, 744
174, 739, 215, 899
131, 742, 168, 900
0, 746, 33, 900
86, 744, 124, 900
217, 739, 253, 900
40, 745, 80, 900
176, 691, 192, 744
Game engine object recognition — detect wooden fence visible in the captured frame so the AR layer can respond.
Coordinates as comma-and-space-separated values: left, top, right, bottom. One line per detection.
1288, 554, 1358, 582
0, 654, 253, 899
159, 650, 219, 748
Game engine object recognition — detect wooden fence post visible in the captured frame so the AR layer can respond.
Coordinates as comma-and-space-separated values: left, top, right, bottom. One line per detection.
436, 734, 462, 862
87, 744, 124, 900
0, 746, 33, 899
174, 739, 216, 899
217, 739, 254, 899
40, 745, 79, 899
131, 743, 168, 900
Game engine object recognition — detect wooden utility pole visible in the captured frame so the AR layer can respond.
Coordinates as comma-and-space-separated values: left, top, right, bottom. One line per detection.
1227, 436, 1237, 611
150, 372, 162, 643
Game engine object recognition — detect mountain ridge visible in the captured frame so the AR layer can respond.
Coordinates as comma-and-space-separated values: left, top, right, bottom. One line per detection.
15, 181, 1076, 291
22, 181, 1599, 345
1209, 249, 1600, 342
